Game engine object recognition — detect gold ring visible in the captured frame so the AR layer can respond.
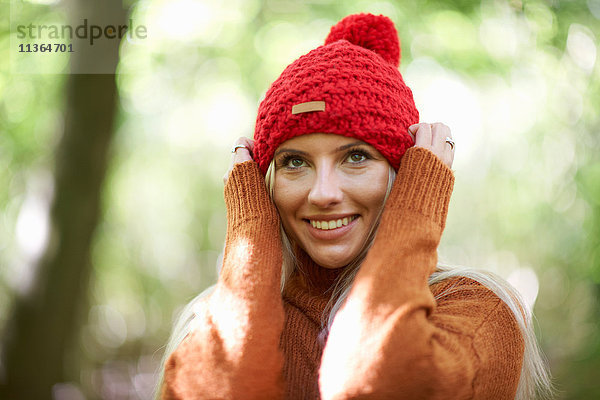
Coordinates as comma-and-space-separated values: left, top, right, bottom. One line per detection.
231, 144, 248, 153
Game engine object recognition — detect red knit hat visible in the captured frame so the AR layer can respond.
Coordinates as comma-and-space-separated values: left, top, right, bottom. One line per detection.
253, 13, 419, 175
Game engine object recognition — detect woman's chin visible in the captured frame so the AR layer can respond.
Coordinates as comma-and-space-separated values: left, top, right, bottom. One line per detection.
308, 251, 355, 269
290, 235, 362, 269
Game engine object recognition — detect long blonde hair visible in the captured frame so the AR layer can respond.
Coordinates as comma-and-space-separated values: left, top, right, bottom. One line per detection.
155, 158, 553, 400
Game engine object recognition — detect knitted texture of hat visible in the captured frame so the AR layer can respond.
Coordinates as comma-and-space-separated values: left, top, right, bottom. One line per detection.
253, 13, 419, 175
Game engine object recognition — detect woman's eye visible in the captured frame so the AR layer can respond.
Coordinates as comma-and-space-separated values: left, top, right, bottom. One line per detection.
287, 158, 305, 168
348, 152, 366, 163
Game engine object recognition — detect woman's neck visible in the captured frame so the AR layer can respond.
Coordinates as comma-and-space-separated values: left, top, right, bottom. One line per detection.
290, 243, 348, 296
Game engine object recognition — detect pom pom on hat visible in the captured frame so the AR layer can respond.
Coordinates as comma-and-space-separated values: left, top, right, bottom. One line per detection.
253, 13, 419, 175
325, 13, 400, 67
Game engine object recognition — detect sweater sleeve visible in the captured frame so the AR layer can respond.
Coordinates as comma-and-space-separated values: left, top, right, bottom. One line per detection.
318, 147, 524, 399
162, 161, 285, 400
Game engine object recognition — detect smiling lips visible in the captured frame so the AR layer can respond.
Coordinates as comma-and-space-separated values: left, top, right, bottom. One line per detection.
307, 215, 358, 230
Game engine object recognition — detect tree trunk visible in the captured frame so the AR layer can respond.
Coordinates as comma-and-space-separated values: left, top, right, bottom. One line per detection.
1, 1, 127, 398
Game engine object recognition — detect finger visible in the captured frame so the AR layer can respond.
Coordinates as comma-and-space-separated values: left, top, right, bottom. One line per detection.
232, 148, 253, 164
231, 137, 254, 164
446, 145, 455, 169
407, 125, 416, 143
411, 123, 432, 149
431, 123, 454, 168
234, 137, 254, 154
245, 138, 255, 154
226, 137, 254, 185
431, 123, 451, 156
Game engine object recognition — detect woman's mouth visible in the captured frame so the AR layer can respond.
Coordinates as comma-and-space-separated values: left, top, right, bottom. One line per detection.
306, 215, 358, 231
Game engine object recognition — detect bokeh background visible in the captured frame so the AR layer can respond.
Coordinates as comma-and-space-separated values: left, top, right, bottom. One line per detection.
1, 0, 599, 398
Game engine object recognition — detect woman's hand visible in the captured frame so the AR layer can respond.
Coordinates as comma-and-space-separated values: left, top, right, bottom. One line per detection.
223, 137, 255, 184
408, 123, 454, 169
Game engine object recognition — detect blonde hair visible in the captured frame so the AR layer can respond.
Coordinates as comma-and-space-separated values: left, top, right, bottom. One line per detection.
155, 158, 553, 400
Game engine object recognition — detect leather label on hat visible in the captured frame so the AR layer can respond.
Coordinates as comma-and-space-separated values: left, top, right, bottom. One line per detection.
292, 101, 326, 115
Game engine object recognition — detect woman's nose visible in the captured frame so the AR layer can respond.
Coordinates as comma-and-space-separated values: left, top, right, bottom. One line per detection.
307, 169, 343, 208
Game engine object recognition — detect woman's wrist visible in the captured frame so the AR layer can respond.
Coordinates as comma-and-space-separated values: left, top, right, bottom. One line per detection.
224, 160, 280, 229
387, 146, 454, 230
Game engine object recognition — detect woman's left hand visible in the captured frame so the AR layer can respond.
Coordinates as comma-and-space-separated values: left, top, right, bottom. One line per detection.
408, 123, 454, 169
223, 137, 255, 185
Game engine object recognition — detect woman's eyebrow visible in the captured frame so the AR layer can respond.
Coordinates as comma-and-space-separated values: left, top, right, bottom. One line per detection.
274, 142, 366, 157
334, 142, 366, 152
274, 148, 309, 156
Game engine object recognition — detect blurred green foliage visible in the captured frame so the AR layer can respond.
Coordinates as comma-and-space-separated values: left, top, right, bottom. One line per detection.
1, 0, 599, 398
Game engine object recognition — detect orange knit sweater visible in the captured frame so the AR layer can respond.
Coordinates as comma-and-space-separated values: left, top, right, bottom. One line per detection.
162, 147, 524, 399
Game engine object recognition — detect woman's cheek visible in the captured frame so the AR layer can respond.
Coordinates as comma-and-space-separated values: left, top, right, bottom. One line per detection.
274, 182, 302, 218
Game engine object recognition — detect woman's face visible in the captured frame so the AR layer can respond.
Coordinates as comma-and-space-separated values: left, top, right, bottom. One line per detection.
272, 133, 390, 269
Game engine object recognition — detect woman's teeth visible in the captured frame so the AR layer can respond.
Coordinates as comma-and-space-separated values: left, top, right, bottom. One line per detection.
310, 215, 357, 230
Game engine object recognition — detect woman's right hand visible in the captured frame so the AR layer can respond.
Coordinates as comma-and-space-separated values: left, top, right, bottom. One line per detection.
408, 123, 454, 169
223, 137, 255, 184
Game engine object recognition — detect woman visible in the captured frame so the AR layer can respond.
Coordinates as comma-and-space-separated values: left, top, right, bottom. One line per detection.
157, 13, 552, 399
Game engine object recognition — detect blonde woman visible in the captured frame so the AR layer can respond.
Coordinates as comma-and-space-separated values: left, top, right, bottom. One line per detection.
157, 13, 552, 399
